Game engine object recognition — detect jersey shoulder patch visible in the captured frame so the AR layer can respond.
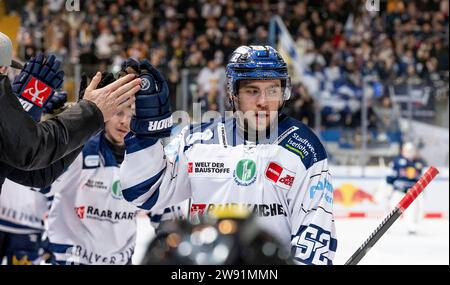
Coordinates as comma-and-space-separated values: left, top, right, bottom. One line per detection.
184, 120, 219, 147
82, 133, 118, 168
82, 134, 101, 169
278, 117, 327, 169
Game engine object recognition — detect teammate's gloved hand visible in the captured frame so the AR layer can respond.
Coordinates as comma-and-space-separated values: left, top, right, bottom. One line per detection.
131, 60, 173, 138
43, 90, 68, 114
78, 72, 116, 101
11, 54, 64, 121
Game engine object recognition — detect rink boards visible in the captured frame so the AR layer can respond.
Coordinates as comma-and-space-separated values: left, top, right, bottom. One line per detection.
331, 166, 449, 219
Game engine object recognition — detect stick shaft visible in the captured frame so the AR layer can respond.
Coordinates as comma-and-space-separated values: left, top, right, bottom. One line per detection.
345, 167, 439, 265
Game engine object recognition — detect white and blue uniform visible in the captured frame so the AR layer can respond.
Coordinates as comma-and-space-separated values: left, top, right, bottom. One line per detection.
121, 115, 338, 265
387, 156, 426, 233
0, 180, 50, 264
387, 157, 426, 193
0, 180, 49, 235
43, 134, 140, 265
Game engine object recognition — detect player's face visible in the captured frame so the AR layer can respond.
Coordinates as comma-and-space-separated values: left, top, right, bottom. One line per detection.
237, 79, 283, 131
104, 106, 132, 145
402, 144, 416, 160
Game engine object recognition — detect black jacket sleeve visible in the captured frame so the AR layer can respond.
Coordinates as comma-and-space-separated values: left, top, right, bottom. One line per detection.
5, 147, 83, 188
0, 75, 104, 170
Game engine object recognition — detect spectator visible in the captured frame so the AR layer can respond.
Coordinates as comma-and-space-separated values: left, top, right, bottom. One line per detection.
196, 57, 226, 112
8, 0, 448, 119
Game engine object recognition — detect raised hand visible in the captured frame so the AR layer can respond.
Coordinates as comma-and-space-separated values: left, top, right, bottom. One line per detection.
83, 72, 140, 122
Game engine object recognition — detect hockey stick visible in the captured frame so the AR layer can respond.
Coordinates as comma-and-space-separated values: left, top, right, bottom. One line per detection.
345, 166, 439, 265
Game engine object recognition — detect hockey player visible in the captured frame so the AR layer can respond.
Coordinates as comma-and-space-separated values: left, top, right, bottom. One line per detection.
120, 46, 338, 265
43, 106, 140, 265
0, 180, 51, 265
1, 33, 140, 189
387, 142, 426, 234
42, 81, 141, 264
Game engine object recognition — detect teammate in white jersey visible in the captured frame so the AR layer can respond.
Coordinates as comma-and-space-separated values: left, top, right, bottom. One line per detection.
0, 180, 50, 265
120, 46, 338, 265
43, 80, 140, 264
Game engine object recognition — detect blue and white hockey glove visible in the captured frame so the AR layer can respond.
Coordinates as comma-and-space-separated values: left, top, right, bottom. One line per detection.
42, 90, 67, 115
11, 54, 64, 121
131, 60, 173, 138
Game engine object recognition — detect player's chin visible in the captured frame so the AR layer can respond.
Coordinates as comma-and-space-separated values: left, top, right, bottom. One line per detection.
251, 117, 271, 132
115, 130, 129, 141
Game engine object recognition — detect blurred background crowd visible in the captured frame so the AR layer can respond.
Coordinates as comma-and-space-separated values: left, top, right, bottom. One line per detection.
1, 0, 448, 166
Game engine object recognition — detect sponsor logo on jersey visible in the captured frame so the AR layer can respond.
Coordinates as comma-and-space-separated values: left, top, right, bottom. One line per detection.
400, 166, 420, 180
188, 161, 231, 175
279, 174, 294, 187
84, 179, 108, 191
75, 206, 85, 219
75, 205, 136, 223
265, 162, 295, 189
265, 162, 283, 182
190, 203, 287, 217
186, 129, 213, 145
84, 155, 100, 168
64, 244, 135, 265
111, 180, 123, 200
285, 133, 318, 163
309, 177, 333, 204
233, 159, 257, 186
0, 205, 44, 226
190, 203, 207, 217
21, 77, 52, 107
148, 116, 173, 131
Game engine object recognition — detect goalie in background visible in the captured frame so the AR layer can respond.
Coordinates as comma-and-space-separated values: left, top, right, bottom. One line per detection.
386, 142, 426, 235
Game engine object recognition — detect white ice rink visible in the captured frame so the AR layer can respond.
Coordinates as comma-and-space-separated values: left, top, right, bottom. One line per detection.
133, 217, 449, 265
334, 218, 449, 265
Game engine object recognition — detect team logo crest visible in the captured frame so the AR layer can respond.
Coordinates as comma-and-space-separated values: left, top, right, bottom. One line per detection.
111, 180, 123, 199
233, 159, 257, 186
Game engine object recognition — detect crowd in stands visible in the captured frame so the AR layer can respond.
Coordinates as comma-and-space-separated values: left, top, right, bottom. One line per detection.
5, 0, 449, 148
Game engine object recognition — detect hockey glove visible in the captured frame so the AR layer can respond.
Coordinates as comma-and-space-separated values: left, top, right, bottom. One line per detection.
42, 90, 68, 115
11, 54, 64, 121
131, 60, 173, 138
78, 72, 116, 101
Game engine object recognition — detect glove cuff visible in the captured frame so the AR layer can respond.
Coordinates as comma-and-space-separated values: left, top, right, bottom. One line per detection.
131, 113, 173, 138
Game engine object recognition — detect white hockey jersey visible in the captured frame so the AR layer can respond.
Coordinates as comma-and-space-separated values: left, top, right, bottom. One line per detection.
121, 115, 338, 265
0, 180, 49, 235
44, 134, 140, 265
